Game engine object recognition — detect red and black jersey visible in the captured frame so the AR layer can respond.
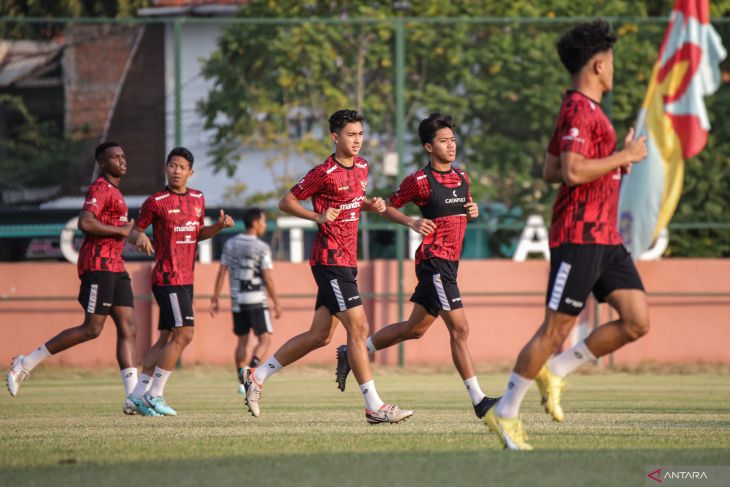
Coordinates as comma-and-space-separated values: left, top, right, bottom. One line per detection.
389, 165, 472, 264
547, 90, 622, 247
137, 187, 205, 286
77, 177, 129, 277
290, 154, 368, 267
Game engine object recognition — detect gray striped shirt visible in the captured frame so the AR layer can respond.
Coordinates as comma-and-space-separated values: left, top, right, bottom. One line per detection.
221, 234, 273, 311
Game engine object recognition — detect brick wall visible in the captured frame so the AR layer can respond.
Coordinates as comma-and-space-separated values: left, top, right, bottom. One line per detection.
62, 24, 141, 138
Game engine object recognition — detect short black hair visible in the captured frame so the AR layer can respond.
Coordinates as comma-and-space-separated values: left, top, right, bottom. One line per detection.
243, 207, 264, 229
166, 147, 194, 168
94, 141, 121, 161
557, 20, 617, 75
418, 113, 455, 146
328, 109, 365, 134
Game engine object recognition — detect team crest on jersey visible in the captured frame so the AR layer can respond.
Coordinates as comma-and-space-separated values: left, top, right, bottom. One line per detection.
194, 207, 202, 218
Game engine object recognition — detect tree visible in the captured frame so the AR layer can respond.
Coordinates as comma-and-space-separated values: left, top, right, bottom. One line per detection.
199, 0, 730, 255
0, 95, 84, 192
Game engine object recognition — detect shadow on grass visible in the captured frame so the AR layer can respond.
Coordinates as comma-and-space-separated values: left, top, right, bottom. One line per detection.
2, 448, 729, 487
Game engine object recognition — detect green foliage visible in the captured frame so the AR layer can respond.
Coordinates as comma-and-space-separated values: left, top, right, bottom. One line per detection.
200, 0, 730, 255
0, 95, 84, 191
0, 0, 150, 39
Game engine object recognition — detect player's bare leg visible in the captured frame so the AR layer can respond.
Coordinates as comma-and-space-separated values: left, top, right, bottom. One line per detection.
251, 332, 271, 366
235, 333, 250, 393
440, 308, 500, 417
110, 306, 139, 413
337, 306, 413, 424
126, 330, 171, 416
337, 305, 435, 391
584, 290, 649, 356
6, 313, 108, 397
45, 313, 109, 355
244, 306, 337, 416
140, 327, 193, 416
371, 305, 437, 349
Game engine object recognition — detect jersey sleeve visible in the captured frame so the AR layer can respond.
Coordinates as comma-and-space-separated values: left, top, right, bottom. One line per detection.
290, 165, 327, 200
388, 173, 422, 208
220, 238, 232, 267
460, 170, 473, 202
556, 101, 594, 157
136, 196, 156, 230
198, 194, 206, 227
81, 183, 110, 218
260, 243, 273, 270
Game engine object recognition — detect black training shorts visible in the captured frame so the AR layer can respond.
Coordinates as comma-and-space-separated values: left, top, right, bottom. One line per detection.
78, 271, 134, 316
410, 258, 464, 317
311, 265, 362, 315
152, 285, 195, 329
546, 244, 644, 316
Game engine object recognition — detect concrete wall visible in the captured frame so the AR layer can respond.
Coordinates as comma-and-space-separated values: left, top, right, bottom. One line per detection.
1, 260, 728, 367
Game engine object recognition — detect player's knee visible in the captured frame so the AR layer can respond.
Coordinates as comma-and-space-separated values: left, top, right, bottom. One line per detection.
118, 319, 136, 339
310, 332, 331, 349
408, 326, 427, 340
174, 328, 195, 346
541, 322, 572, 350
449, 323, 469, 343
622, 316, 650, 341
83, 323, 104, 340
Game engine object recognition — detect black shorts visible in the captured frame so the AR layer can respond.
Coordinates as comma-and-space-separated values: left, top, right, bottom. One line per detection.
311, 265, 362, 315
78, 271, 134, 316
411, 258, 464, 317
152, 285, 194, 330
233, 305, 272, 336
546, 244, 645, 316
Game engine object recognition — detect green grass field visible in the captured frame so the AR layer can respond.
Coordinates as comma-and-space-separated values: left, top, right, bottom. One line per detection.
1, 366, 728, 487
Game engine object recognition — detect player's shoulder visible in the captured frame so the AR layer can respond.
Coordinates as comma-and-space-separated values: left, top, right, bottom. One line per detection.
147, 188, 171, 202
254, 237, 272, 252
407, 168, 427, 183
88, 177, 117, 195
186, 187, 204, 200
354, 155, 369, 170
561, 91, 599, 117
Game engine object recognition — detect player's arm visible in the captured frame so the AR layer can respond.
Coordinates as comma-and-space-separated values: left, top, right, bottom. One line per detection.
543, 152, 563, 184
199, 209, 235, 241
361, 197, 386, 213
260, 268, 282, 319
462, 173, 478, 221
77, 210, 134, 238
209, 263, 228, 317
380, 204, 436, 236
278, 191, 340, 224
561, 128, 647, 187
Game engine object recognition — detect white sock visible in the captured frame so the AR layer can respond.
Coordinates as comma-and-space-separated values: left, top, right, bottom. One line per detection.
148, 367, 172, 397
496, 372, 532, 419
365, 336, 377, 353
132, 374, 152, 398
549, 340, 597, 378
22, 344, 52, 371
464, 376, 487, 406
121, 368, 138, 396
359, 379, 384, 412
252, 356, 283, 385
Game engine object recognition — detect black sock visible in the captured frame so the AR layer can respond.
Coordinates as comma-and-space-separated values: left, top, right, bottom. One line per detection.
237, 367, 245, 383
249, 356, 261, 368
